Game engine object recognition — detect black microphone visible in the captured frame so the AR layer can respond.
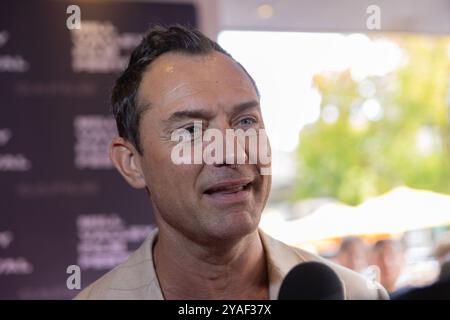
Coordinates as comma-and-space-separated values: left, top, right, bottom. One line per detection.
278, 262, 345, 300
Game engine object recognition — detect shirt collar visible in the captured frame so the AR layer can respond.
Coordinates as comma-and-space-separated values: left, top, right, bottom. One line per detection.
111, 227, 308, 300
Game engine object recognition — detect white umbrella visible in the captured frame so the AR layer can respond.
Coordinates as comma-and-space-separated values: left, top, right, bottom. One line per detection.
350, 187, 450, 234
260, 187, 450, 245
260, 203, 356, 244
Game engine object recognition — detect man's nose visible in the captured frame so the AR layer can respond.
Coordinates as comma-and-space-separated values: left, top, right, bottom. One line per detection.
210, 124, 248, 167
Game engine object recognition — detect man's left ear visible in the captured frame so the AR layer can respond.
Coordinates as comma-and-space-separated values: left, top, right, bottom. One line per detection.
109, 137, 147, 189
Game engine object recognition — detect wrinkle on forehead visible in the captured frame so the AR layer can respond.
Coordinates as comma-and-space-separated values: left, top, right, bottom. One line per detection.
138, 52, 257, 112
160, 79, 254, 108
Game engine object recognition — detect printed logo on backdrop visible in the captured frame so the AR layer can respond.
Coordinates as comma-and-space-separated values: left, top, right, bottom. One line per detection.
74, 115, 116, 169
76, 214, 154, 270
15, 180, 100, 198
70, 21, 142, 73
14, 80, 97, 98
0, 128, 32, 172
0, 30, 30, 72
0, 231, 34, 275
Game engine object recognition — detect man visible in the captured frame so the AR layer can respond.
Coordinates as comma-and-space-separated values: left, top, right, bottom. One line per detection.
371, 239, 405, 294
392, 234, 450, 299
433, 232, 450, 281
336, 236, 369, 273
75, 25, 388, 300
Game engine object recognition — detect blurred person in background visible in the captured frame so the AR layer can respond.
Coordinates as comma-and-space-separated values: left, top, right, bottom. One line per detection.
371, 239, 406, 294
437, 261, 450, 282
433, 232, 450, 282
336, 236, 369, 273
392, 233, 450, 300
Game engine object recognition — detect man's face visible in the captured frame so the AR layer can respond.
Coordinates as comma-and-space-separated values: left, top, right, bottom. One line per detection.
372, 244, 404, 289
339, 242, 368, 272
136, 52, 271, 245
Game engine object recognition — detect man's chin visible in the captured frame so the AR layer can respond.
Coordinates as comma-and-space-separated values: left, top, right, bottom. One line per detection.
203, 211, 260, 242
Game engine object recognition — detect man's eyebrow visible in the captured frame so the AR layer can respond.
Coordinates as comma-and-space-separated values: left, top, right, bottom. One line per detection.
164, 100, 260, 124
229, 100, 260, 116
165, 109, 215, 124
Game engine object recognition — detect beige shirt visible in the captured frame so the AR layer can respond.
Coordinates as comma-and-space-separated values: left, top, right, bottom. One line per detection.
75, 228, 388, 300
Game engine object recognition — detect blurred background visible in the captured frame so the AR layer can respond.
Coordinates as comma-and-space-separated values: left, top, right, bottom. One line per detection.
1, 0, 449, 298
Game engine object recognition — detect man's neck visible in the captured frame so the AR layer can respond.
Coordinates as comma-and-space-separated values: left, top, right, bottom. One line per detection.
153, 225, 269, 300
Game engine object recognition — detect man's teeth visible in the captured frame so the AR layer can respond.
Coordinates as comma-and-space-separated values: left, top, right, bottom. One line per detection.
210, 184, 246, 193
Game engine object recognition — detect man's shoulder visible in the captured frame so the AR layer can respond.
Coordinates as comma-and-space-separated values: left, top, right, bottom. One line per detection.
73, 266, 120, 300
260, 230, 389, 300
74, 229, 161, 300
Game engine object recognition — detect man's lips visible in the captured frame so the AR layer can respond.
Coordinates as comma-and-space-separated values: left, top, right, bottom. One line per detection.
202, 178, 253, 205
203, 178, 253, 195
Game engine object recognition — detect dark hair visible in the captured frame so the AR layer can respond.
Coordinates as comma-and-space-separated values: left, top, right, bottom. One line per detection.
439, 260, 450, 282
111, 24, 258, 154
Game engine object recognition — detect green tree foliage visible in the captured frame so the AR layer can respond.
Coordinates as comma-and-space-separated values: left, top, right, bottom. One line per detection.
293, 36, 450, 205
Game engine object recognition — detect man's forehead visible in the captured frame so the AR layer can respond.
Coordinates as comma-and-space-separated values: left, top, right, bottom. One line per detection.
137, 51, 257, 109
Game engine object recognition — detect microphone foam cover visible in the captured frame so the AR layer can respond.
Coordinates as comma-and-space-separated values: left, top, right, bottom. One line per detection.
278, 261, 344, 300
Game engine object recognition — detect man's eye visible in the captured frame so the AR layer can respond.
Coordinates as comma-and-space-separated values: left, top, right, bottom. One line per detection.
185, 125, 196, 134
183, 123, 203, 139
238, 117, 257, 126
